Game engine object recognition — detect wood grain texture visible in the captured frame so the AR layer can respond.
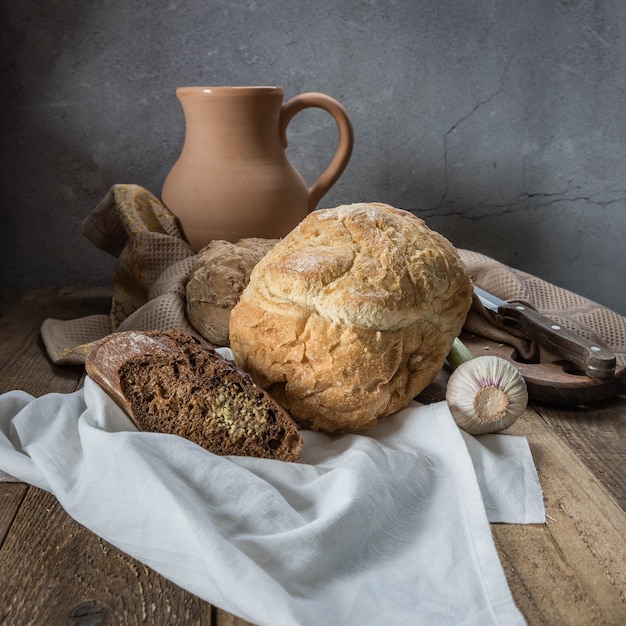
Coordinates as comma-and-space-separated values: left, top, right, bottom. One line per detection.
0, 287, 111, 397
537, 397, 626, 508
0, 483, 27, 546
494, 408, 626, 625
214, 611, 256, 626
0, 487, 212, 625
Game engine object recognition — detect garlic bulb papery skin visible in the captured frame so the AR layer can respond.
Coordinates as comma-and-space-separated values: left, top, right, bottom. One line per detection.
446, 355, 528, 435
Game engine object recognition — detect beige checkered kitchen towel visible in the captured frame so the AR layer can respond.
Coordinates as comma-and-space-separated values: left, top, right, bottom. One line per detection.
41, 184, 198, 364
41, 184, 626, 370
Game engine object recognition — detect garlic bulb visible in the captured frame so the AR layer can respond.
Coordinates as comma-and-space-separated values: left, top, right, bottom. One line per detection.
445, 354, 528, 435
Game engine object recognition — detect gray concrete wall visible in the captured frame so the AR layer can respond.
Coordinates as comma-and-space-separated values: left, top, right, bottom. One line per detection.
2, 0, 625, 315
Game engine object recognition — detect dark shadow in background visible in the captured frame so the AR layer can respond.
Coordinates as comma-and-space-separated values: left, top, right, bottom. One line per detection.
0, 1, 116, 295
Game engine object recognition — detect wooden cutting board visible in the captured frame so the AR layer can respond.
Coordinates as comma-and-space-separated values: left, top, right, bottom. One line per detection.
461, 331, 626, 405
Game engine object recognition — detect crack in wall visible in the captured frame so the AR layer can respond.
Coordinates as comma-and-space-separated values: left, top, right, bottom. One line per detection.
431, 54, 515, 212
423, 192, 626, 222
423, 49, 626, 223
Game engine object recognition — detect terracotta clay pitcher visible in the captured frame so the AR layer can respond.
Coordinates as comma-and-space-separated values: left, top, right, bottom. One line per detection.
161, 86, 354, 251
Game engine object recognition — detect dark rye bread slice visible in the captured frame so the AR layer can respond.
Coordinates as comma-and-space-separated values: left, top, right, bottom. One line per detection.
85, 328, 302, 461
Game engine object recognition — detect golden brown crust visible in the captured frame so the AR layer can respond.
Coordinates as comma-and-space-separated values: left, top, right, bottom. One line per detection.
229, 203, 473, 432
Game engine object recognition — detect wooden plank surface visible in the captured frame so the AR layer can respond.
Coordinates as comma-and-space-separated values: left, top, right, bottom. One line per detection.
0, 287, 111, 396
493, 407, 626, 625
0, 483, 27, 546
1, 488, 214, 625
1, 287, 625, 625
538, 397, 626, 508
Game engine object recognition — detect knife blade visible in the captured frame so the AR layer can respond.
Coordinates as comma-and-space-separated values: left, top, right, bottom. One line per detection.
474, 286, 616, 379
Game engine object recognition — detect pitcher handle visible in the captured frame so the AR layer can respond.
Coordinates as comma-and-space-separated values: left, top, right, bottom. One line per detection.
280, 93, 354, 212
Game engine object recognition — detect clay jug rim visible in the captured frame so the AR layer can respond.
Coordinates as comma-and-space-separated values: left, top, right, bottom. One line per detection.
176, 86, 283, 96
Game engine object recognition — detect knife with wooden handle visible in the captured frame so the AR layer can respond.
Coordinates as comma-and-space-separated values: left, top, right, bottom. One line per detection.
474, 286, 616, 379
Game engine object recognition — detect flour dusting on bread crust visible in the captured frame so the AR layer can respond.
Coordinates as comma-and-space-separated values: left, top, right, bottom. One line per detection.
229, 203, 473, 433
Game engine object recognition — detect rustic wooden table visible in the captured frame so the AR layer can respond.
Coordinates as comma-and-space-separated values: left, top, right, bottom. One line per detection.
1, 287, 625, 625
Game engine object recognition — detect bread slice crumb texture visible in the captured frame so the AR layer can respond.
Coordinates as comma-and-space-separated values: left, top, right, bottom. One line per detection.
86, 329, 302, 461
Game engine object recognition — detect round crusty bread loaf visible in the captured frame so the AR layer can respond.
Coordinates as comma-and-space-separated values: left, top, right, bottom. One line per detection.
229, 202, 474, 432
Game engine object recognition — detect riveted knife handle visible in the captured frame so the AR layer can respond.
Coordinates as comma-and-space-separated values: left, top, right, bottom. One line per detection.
498, 303, 616, 379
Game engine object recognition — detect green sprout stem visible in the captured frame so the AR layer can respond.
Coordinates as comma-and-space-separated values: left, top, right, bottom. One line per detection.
446, 337, 475, 370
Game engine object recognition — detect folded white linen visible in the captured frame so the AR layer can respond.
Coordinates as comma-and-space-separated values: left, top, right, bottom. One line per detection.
0, 377, 543, 625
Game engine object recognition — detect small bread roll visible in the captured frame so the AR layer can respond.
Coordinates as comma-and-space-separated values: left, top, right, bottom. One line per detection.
229, 203, 473, 432
186, 238, 278, 345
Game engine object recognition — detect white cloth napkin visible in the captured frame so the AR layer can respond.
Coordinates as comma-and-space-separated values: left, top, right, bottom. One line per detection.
0, 377, 544, 626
